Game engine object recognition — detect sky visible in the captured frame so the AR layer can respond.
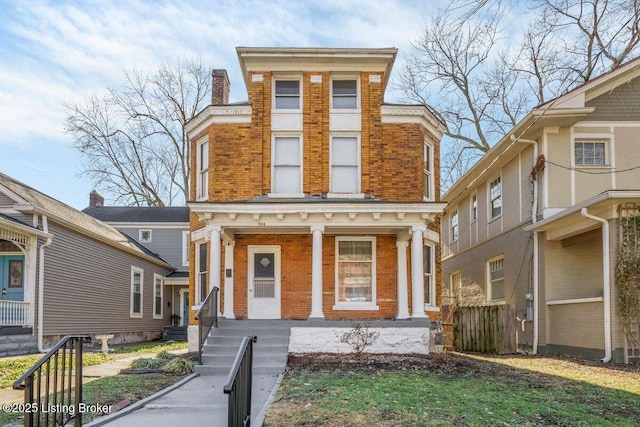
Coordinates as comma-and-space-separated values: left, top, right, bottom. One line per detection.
0, 0, 444, 210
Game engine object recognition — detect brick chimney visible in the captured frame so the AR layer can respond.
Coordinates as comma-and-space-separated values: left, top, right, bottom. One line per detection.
211, 69, 230, 105
89, 190, 104, 208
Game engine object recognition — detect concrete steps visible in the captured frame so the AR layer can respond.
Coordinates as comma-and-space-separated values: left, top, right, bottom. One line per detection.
0, 328, 38, 357
194, 320, 291, 376
162, 325, 187, 341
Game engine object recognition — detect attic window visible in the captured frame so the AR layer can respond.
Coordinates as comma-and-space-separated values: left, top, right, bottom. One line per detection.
139, 229, 152, 243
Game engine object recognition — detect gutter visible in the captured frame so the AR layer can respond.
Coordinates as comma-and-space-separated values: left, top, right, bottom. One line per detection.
580, 208, 612, 362
38, 215, 53, 353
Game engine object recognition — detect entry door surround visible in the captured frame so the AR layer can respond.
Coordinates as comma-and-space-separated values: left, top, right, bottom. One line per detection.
247, 245, 281, 319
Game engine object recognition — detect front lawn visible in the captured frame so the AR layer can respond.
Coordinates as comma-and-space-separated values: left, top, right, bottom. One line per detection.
264, 353, 640, 426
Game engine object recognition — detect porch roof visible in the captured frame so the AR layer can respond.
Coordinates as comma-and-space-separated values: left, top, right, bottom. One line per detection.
0, 214, 53, 244
525, 190, 640, 241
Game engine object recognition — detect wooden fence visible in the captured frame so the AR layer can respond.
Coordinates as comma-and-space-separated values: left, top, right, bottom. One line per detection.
454, 304, 517, 354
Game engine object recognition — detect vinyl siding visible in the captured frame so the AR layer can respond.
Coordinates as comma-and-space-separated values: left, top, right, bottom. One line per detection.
42, 221, 172, 335
115, 226, 188, 272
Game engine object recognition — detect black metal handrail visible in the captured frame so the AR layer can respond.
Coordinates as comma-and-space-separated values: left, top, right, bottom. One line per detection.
13, 335, 90, 427
224, 335, 257, 427
194, 286, 219, 363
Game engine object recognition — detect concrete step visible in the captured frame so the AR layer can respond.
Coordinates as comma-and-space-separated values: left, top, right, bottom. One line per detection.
201, 352, 288, 366
203, 343, 287, 355
204, 335, 289, 346
194, 364, 285, 376
0, 330, 38, 357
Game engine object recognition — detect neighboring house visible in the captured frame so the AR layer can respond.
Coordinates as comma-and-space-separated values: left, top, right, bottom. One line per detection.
0, 173, 174, 356
442, 57, 640, 362
83, 193, 191, 327
185, 47, 446, 350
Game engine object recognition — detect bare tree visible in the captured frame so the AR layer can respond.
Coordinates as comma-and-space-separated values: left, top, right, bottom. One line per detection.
65, 58, 210, 206
400, 0, 640, 190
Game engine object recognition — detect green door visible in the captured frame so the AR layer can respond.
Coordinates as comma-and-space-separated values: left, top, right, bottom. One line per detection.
182, 291, 189, 327
1, 255, 24, 301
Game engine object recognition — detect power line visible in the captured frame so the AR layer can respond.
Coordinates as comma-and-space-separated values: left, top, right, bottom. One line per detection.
545, 159, 640, 174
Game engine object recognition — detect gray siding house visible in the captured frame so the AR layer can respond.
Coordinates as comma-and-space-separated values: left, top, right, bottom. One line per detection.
0, 173, 174, 356
83, 195, 190, 327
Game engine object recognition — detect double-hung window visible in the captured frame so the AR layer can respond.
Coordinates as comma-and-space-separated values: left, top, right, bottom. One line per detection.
272, 136, 302, 195
424, 244, 435, 307
471, 194, 477, 222
197, 242, 208, 304
450, 209, 459, 242
487, 255, 505, 302
424, 142, 433, 200
197, 139, 209, 199
274, 80, 300, 110
332, 80, 358, 109
153, 274, 163, 319
182, 231, 189, 266
130, 266, 143, 318
575, 141, 606, 166
489, 176, 502, 219
335, 237, 377, 309
330, 136, 360, 194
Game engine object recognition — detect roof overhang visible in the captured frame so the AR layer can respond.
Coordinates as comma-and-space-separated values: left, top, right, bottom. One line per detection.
0, 216, 53, 245
525, 190, 640, 241
185, 105, 252, 138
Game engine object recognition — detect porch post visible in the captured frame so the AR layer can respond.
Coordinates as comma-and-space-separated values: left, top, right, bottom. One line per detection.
309, 225, 325, 319
210, 227, 222, 316
411, 226, 428, 318
223, 241, 235, 319
396, 240, 410, 319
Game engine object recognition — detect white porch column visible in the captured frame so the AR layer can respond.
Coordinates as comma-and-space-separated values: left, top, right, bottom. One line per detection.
223, 241, 235, 319
209, 227, 222, 316
410, 226, 428, 318
396, 240, 410, 319
309, 225, 325, 319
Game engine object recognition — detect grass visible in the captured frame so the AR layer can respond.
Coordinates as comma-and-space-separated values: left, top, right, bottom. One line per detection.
264, 353, 640, 427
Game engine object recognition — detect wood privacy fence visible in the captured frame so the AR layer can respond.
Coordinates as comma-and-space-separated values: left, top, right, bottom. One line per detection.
454, 304, 517, 354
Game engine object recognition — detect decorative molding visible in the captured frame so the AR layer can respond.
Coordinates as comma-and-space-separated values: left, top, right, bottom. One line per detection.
251, 74, 264, 82
228, 213, 237, 220
324, 213, 333, 220
186, 105, 252, 135
310, 75, 322, 83
252, 213, 261, 220
300, 212, 308, 220
369, 75, 382, 83
372, 212, 382, 220
276, 213, 285, 220
380, 105, 445, 137
348, 212, 357, 220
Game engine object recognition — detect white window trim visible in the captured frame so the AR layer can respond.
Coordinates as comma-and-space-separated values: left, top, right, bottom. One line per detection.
333, 236, 379, 311
573, 139, 609, 167
330, 76, 361, 112
182, 231, 189, 267
328, 133, 363, 198
424, 243, 437, 311
423, 139, 434, 201
268, 134, 304, 198
470, 192, 478, 223
196, 138, 209, 201
130, 266, 144, 318
195, 241, 208, 305
139, 229, 152, 243
450, 209, 459, 243
153, 273, 163, 319
449, 270, 462, 300
488, 175, 503, 221
272, 77, 302, 112
486, 254, 505, 303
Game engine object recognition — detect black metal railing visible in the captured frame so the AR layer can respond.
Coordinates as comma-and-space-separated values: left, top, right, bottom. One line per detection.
194, 286, 219, 363
13, 335, 90, 427
224, 336, 257, 427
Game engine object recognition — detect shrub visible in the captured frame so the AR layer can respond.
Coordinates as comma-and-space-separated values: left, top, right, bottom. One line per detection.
337, 322, 380, 358
156, 350, 176, 360
162, 357, 195, 375
130, 358, 167, 369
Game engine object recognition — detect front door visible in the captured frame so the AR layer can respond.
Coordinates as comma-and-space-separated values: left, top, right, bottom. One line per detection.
0, 255, 24, 301
248, 246, 281, 319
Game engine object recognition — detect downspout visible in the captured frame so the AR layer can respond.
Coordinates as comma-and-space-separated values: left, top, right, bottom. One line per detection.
580, 208, 612, 362
38, 215, 53, 353
512, 135, 539, 354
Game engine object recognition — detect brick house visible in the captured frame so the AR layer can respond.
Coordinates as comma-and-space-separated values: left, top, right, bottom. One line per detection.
185, 47, 445, 350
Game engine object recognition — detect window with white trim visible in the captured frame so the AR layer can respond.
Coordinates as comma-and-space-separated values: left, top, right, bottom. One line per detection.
424, 244, 435, 307
130, 266, 143, 318
335, 237, 377, 309
450, 209, 459, 242
196, 242, 208, 304
272, 135, 302, 194
139, 229, 152, 243
182, 231, 189, 266
424, 141, 433, 200
197, 139, 209, 199
487, 255, 505, 302
153, 274, 163, 319
471, 194, 477, 222
330, 136, 360, 194
274, 80, 300, 110
450, 271, 461, 299
489, 176, 502, 219
331, 79, 358, 109
574, 141, 606, 166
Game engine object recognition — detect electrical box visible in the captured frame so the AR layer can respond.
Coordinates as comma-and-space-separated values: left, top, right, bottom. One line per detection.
525, 306, 534, 321
525, 292, 534, 301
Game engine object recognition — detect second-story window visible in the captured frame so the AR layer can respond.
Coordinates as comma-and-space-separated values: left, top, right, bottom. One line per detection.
575, 141, 606, 166
197, 139, 209, 200
272, 136, 302, 194
197, 242, 208, 304
424, 141, 432, 199
332, 80, 358, 109
471, 194, 477, 222
274, 80, 300, 110
330, 136, 360, 194
489, 176, 502, 219
450, 209, 459, 242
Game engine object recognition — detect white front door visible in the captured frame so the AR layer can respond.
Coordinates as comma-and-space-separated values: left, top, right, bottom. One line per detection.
248, 246, 281, 319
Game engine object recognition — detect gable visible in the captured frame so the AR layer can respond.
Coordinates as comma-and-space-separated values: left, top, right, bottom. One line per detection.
586, 75, 640, 121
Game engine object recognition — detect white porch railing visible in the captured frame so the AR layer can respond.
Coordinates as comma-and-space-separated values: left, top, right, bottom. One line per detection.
0, 300, 31, 326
